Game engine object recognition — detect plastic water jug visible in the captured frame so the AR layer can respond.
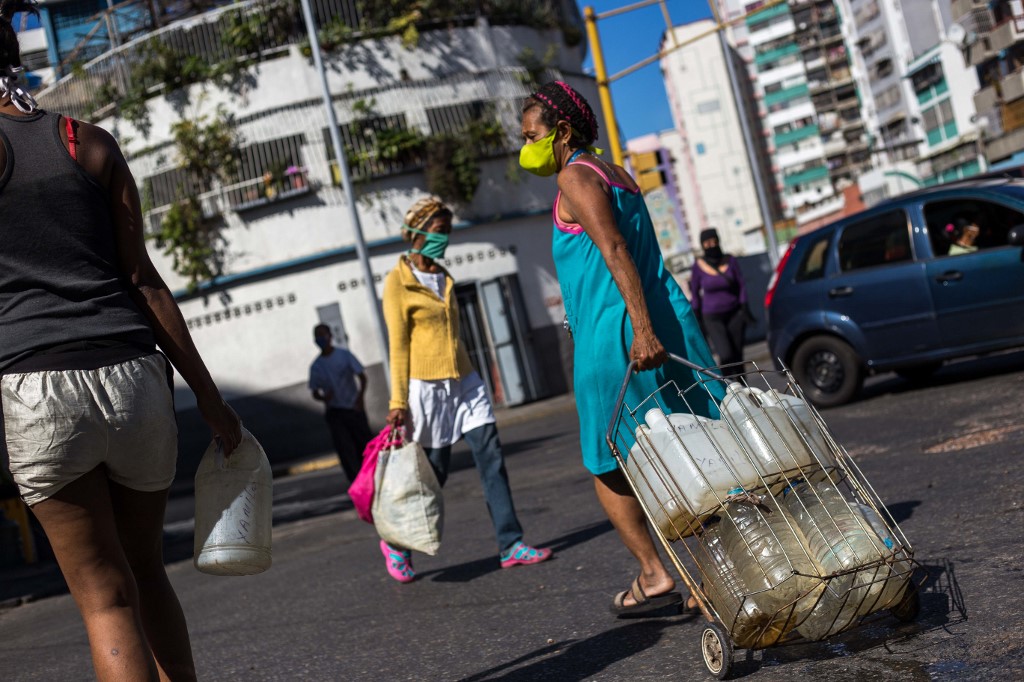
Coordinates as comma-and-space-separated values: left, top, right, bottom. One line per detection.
697, 522, 812, 649
782, 481, 889, 639
852, 503, 913, 610
626, 408, 756, 539
718, 498, 822, 646
194, 429, 273, 576
761, 389, 835, 469
720, 384, 817, 484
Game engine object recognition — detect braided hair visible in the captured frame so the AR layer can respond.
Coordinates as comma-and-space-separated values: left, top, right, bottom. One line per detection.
523, 81, 599, 149
0, 0, 37, 71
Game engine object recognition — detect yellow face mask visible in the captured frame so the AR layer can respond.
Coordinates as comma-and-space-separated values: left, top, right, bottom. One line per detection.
519, 128, 558, 177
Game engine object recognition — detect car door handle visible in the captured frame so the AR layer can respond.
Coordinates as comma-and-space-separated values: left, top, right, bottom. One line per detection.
828, 286, 854, 298
935, 270, 963, 283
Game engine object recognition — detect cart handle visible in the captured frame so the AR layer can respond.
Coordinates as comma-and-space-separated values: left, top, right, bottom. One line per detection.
604, 354, 727, 448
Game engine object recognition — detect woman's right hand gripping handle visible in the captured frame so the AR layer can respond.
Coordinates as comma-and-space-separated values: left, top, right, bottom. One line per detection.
631, 327, 668, 372
386, 408, 408, 430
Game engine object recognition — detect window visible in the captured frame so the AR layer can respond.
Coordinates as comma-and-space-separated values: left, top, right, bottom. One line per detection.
227, 134, 308, 210
875, 85, 902, 112
695, 143, 706, 155
838, 210, 912, 271
922, 99, 958, 146
326, 113, 414, 181
795, 233, 831, 281
923, 198, 1024, 257
235, 134, 306, 185
425, 99, 508, 157
697, 99, 721, 114
912, 62, 945, 95
144, 166, 212, 210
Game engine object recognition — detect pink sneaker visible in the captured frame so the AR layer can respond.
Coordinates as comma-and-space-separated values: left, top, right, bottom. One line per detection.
380, 540, 416, 583
500, 541, 552, 568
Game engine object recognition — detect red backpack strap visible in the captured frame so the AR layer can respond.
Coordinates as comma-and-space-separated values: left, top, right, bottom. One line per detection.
65, 117, 78, 161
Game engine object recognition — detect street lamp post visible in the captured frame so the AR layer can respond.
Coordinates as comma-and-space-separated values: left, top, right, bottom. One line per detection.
299, 0, 389, 377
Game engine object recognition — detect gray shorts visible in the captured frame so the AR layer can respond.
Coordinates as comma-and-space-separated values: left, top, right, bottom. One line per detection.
2, 354, 178, 506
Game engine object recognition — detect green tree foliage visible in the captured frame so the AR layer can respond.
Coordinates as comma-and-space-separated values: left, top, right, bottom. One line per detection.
152, 108, 240, 290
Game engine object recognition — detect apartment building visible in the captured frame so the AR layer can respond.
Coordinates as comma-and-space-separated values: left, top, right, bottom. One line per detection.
659, 20, 773, 256
843, 0, 983, 193
745, 1, 847, 228
958, 0, 1024, 167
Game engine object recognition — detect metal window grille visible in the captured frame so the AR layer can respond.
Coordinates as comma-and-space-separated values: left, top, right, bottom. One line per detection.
324, 114, 415, 181
236, 133, 306, 183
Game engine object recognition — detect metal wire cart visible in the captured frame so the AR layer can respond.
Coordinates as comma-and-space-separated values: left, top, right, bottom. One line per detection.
606, 355, 921, 679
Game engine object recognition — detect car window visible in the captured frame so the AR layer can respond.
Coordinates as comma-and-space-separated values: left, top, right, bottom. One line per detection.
795, 233, 830, 282
837, 210, 912, 272
923, 197, 1024, 257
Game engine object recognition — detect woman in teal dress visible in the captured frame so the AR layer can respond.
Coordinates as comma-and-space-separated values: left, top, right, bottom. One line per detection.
520, 81, 723, 616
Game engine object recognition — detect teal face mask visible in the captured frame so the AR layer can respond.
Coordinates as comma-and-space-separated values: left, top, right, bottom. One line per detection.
404, 224, 450, 260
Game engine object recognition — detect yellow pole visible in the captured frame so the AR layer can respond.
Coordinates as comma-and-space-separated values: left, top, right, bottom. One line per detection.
585, 6, 624, 166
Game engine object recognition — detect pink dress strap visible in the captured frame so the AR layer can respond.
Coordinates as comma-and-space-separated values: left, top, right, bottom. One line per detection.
553, 159, 640, 234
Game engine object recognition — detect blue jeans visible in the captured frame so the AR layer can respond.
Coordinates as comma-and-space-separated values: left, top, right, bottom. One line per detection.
425, 422, 523, 553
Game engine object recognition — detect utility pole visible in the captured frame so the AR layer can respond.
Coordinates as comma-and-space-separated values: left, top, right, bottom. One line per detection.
299, 0, 390, 376
584, 6, 625, 166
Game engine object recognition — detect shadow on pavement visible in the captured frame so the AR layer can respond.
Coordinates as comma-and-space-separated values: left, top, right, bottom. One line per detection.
885, 500, 921, 525
456, 620, 678, 681
732, 559, 968, 678
423, 521, 614, 584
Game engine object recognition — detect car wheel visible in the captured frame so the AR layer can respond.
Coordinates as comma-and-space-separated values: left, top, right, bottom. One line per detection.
895, 361, 942, 383
791, 335, 863, 408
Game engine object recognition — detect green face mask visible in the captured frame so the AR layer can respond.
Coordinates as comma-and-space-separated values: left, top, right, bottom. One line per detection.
519, 128, 558, 177
405, 224, 449, 260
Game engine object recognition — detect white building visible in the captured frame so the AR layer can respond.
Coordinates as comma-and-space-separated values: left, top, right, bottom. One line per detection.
36, 2, 594, 462
659, 19, 768, 256
841, 0, 984, 192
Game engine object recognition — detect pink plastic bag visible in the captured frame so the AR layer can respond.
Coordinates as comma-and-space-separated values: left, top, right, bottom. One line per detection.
348, 426, 402, 524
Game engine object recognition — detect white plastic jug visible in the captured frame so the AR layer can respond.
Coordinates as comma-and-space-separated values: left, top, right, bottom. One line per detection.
194, 428, 273, 576
627, 408, 756, 540
762, 389, 835, 468
720, 384, 816, 484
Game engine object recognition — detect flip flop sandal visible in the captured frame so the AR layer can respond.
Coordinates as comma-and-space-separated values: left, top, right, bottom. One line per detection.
610, 576, 682, 618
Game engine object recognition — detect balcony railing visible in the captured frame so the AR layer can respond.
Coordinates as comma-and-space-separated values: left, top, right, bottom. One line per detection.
990, 16, 1024, 52
746, 3, 789, 28
140, 67, 536, 230
36, 0, 575, 123
1002, 69, 1024, 103
144, 171, 314, 235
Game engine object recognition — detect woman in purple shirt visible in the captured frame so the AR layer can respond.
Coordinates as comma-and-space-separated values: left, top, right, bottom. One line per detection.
690, 228, 750, 376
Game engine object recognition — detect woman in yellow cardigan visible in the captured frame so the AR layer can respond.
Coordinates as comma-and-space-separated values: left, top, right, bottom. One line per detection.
380, 197, 551, 582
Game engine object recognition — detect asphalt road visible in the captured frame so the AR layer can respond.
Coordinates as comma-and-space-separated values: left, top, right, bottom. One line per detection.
2, 351, 1023, 681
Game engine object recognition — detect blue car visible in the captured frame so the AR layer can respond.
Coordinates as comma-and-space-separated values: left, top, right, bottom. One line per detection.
765, 178, 1024, 407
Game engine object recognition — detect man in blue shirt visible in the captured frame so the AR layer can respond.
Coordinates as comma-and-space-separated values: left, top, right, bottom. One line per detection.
309, 324, 372, 483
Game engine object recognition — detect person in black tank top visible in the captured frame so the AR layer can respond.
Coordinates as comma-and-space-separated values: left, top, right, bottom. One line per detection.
1, 3, 240, 679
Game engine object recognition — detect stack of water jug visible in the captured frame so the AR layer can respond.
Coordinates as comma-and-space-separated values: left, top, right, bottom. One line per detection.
626, 384, 912, 647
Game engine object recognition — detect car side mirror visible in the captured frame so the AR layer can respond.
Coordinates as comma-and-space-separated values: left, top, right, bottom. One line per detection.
1010, 225, 1024, 246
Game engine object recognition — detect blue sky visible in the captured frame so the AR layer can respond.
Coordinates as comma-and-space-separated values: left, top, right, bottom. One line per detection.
575, 1, 714, 141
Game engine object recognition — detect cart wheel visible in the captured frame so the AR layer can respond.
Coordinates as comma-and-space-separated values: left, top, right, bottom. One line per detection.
700, 622, 733, 680
891, 582, 920, 623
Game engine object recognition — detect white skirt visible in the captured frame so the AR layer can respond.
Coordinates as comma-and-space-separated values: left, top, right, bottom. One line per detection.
407, 371, 495, 449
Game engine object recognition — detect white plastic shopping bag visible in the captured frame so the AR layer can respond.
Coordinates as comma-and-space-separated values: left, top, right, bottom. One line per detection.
372, 440, 444, 556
